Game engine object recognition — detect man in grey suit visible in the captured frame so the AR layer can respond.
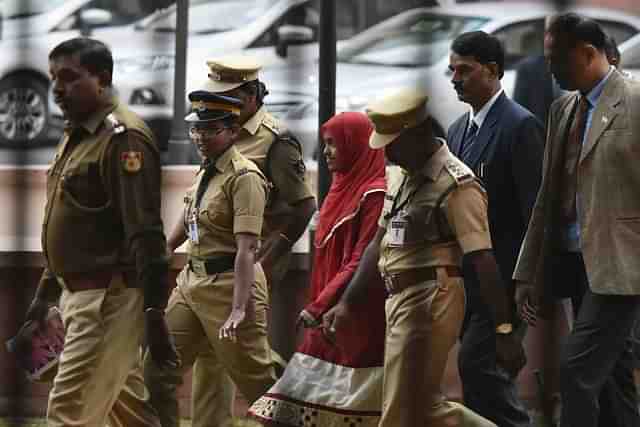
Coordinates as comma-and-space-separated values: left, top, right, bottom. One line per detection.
514, 13, 640, 427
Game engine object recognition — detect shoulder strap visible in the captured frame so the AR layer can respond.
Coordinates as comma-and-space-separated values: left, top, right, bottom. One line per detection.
434, 178, 485, 242
265, 129, 303, 184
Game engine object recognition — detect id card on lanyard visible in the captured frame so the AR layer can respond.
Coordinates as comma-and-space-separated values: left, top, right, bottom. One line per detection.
388, 210, 409, 247
385, 174, 427, 247
188, 211, 200, 244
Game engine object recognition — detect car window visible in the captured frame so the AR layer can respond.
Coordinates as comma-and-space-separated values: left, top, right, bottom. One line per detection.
1, 0, 67, 19
55, 0, 160, 32
138, 0, 272, 35
337, 13, 490, 67
491, 19, 545, 70
250, 0, 358, 48
622, 37, 640, 69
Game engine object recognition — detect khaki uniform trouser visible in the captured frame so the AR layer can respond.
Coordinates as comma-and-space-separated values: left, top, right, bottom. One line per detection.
380, 268, 497, 427
48, 278, 159, 427
144, 266, 276, 427
187, 250, 292, 426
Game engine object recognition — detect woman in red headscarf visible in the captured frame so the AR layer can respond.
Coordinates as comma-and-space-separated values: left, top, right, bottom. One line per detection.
249, 112, 387, 427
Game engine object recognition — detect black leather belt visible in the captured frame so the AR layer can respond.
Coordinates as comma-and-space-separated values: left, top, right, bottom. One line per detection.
188, 255, 236, 275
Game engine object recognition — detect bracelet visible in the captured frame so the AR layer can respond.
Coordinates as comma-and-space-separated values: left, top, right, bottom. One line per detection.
279, 232, 293, 245
145, 307, 165, 315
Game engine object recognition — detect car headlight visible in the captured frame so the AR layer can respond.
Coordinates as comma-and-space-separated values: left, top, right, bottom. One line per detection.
114, 55, 175, 74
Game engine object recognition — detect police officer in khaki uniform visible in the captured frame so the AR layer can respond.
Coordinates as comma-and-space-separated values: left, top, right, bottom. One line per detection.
202, 56, 315, 290
323, 89, 525, 427
143, 91, 277, 427
23, 38, 176, 427
157, 56, 315, 427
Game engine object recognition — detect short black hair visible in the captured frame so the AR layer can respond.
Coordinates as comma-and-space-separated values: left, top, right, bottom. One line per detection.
237, 80, 268, 107
604, 35, 621, 65
49, 37, 114, 86
547, 13, 607, 52
451, 31, 505, 79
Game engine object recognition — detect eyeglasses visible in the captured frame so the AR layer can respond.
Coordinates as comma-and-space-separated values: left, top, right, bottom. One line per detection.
188, 126, 227, 139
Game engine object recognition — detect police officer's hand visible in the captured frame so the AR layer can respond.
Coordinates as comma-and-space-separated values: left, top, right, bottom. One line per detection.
515, 281, 539, 327
144, 308, 179, 369
496, 333, 527, 378
219, 308, 246, 343
25, 298, 49, 330
321, 301, 351, 346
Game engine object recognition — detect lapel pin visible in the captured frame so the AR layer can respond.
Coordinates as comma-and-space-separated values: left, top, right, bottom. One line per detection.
602, 116, 609, 124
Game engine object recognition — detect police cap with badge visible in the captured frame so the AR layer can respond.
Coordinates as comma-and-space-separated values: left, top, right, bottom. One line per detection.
185, 91, 243, 124
201, 55, 263, 93
366, 88, 429, 149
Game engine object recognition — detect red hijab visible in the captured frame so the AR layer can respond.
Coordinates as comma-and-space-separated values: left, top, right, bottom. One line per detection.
315, 112, 386, 248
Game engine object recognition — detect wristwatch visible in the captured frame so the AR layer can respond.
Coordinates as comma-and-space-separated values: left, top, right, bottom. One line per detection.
495, 323, 514, 335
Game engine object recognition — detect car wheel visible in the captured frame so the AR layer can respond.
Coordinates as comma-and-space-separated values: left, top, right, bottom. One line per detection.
0, 76, 50, 148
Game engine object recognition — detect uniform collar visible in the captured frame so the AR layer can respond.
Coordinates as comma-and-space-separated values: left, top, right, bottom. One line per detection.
74, 94, 118, 135
242, 106, 266, 136
212, 144, 238, 173
419, 138, 450, 181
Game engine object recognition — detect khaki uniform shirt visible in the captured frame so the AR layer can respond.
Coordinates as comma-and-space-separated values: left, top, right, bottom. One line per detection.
378, 142, 492, 276
42, 96, 165, 276
236, 107, 314, 233
184, 145, 267, 259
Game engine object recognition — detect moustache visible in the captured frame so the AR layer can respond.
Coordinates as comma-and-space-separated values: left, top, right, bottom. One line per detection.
453, 81, 464, 93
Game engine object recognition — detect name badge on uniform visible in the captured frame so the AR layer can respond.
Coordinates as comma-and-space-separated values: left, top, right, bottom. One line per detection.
188, 213, 200, 244
388, 211, 408, 247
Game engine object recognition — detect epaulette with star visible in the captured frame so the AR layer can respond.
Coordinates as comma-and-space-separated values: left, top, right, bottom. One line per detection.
444, 159, 475, 185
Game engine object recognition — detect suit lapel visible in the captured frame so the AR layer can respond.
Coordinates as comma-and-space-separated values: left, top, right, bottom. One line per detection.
449, 112, 469, 157
464, 93, 505, 170
580, 71, 623, 164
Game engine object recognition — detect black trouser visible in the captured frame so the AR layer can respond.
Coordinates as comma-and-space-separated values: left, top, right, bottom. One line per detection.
553, 252, 640, 427
458, 261, 532, 427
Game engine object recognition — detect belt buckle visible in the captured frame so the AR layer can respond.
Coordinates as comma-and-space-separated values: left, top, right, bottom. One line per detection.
190, 260, 207, 276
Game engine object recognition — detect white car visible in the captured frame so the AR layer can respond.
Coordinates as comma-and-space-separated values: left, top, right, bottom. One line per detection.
114, 0, 361, 146
0, 0, 170, 147
267, 2, 640, 158
0, 0, 330, 147
0, 0, 159, 39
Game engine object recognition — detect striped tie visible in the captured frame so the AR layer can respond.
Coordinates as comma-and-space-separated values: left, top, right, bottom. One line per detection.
461, 120, 479, 161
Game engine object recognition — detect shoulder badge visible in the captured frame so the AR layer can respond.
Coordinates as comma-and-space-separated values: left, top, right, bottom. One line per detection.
105, 113, 126, 135
444, 159, 474, 185
262, 113, 280, 136
121, 151, 143, 173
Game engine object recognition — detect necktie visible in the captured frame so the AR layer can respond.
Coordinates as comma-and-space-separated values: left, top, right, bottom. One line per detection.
561, 95, 589, 222
460, 120, 479, 161
195, 162, 216, 210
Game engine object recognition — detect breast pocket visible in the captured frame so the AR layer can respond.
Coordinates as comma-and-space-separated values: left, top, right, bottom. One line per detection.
405, 203, 440, 244
203, 189, 233, 230
61, 162, 109, 211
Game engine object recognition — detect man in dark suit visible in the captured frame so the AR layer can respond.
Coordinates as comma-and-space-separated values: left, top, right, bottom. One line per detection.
447, 31, 545, 427
512, 17, 563, 126
515, 14, 640, 427
513, 54, 559, 126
